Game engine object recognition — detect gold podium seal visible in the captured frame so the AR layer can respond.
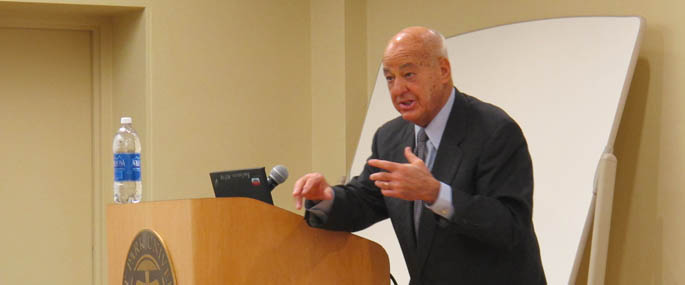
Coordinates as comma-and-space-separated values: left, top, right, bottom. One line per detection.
123, 229, 177, 285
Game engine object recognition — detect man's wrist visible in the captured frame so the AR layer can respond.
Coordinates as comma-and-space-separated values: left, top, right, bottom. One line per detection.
425, 178, 441, 204
426, 182, 454, 219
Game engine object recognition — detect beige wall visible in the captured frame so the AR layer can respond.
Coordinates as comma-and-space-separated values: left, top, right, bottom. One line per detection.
144, 1, 311, 212
310, 0, 368, 183
363, 0, 684, 283
343, 0, 367, 174
311, 0, 347, 184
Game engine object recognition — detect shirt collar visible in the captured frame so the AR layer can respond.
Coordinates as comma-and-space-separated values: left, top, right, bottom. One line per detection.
415, 88, 456, 149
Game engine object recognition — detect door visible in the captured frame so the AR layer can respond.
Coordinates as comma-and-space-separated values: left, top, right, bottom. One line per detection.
0, 27, 94, 284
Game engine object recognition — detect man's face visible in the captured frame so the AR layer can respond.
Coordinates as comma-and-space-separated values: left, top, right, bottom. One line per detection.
383, 45, 447, 127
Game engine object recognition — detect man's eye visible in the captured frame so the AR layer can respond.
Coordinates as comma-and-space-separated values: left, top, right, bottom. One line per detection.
405, 73, 415, 78
385, 76, 394, 82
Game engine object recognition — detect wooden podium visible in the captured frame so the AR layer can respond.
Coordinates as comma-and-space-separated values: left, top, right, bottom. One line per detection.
107, 198, 389, 284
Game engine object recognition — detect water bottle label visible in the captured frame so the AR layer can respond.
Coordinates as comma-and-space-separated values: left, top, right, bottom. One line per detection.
114, 153, 141, 182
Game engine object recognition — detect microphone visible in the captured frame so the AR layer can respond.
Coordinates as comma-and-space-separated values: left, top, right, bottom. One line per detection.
266, 165, 289, 192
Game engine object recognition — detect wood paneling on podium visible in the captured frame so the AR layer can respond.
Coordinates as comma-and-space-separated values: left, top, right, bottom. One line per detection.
107, 198, 389, 284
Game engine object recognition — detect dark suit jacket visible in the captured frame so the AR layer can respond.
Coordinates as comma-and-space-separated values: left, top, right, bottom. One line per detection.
306, 89, 546, 284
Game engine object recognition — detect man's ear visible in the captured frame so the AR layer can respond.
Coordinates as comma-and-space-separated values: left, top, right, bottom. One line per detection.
439, 57, 452, 83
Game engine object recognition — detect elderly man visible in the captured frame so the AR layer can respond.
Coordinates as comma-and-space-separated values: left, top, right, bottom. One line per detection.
293, 26, 546, 284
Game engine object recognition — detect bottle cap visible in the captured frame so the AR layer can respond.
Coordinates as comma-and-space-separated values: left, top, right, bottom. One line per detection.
121, 117, 132, 124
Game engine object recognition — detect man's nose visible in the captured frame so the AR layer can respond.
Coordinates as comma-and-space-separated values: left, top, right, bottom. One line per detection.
390, 77, 407, 95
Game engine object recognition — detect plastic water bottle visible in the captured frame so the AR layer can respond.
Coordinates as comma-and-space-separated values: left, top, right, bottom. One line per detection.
113, 117, 142, 204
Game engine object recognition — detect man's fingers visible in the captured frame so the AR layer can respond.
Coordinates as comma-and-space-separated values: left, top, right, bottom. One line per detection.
293, 173, 333, 210
301, 176, 318, 196
293, 174, 319, 209
368, 159, 400, 171
381, 189, 401, 199
295, 196, 304, 210
404, 147, 422, 163
369, 171, 393, 181
374, 180, 392, 190
293, 176, 307, 209
293, 177, 305, 195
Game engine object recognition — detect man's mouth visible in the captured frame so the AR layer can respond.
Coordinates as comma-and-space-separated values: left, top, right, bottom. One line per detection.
398, 100, 416, 111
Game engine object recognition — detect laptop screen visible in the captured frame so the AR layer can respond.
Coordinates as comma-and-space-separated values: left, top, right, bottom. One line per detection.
210, 167, 273, 205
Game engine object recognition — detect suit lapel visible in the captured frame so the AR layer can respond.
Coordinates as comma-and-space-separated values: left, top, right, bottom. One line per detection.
431, 89, 467, 188
416, 88, 468, 273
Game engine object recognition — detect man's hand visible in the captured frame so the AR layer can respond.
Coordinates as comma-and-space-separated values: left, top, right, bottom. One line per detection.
292, 173, 334, 210
368, 147, 440, 203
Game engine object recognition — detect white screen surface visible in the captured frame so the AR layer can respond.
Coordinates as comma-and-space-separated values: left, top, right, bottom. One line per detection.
351, 17, 643, 284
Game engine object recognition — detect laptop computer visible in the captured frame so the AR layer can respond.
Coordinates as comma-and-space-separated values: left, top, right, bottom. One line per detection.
210, 167, 273, 205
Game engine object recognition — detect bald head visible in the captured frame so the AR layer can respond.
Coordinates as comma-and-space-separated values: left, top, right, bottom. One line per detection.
384, 26, 448, 65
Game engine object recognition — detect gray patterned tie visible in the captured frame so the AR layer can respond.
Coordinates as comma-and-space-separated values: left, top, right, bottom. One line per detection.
414, 128, 429, 241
